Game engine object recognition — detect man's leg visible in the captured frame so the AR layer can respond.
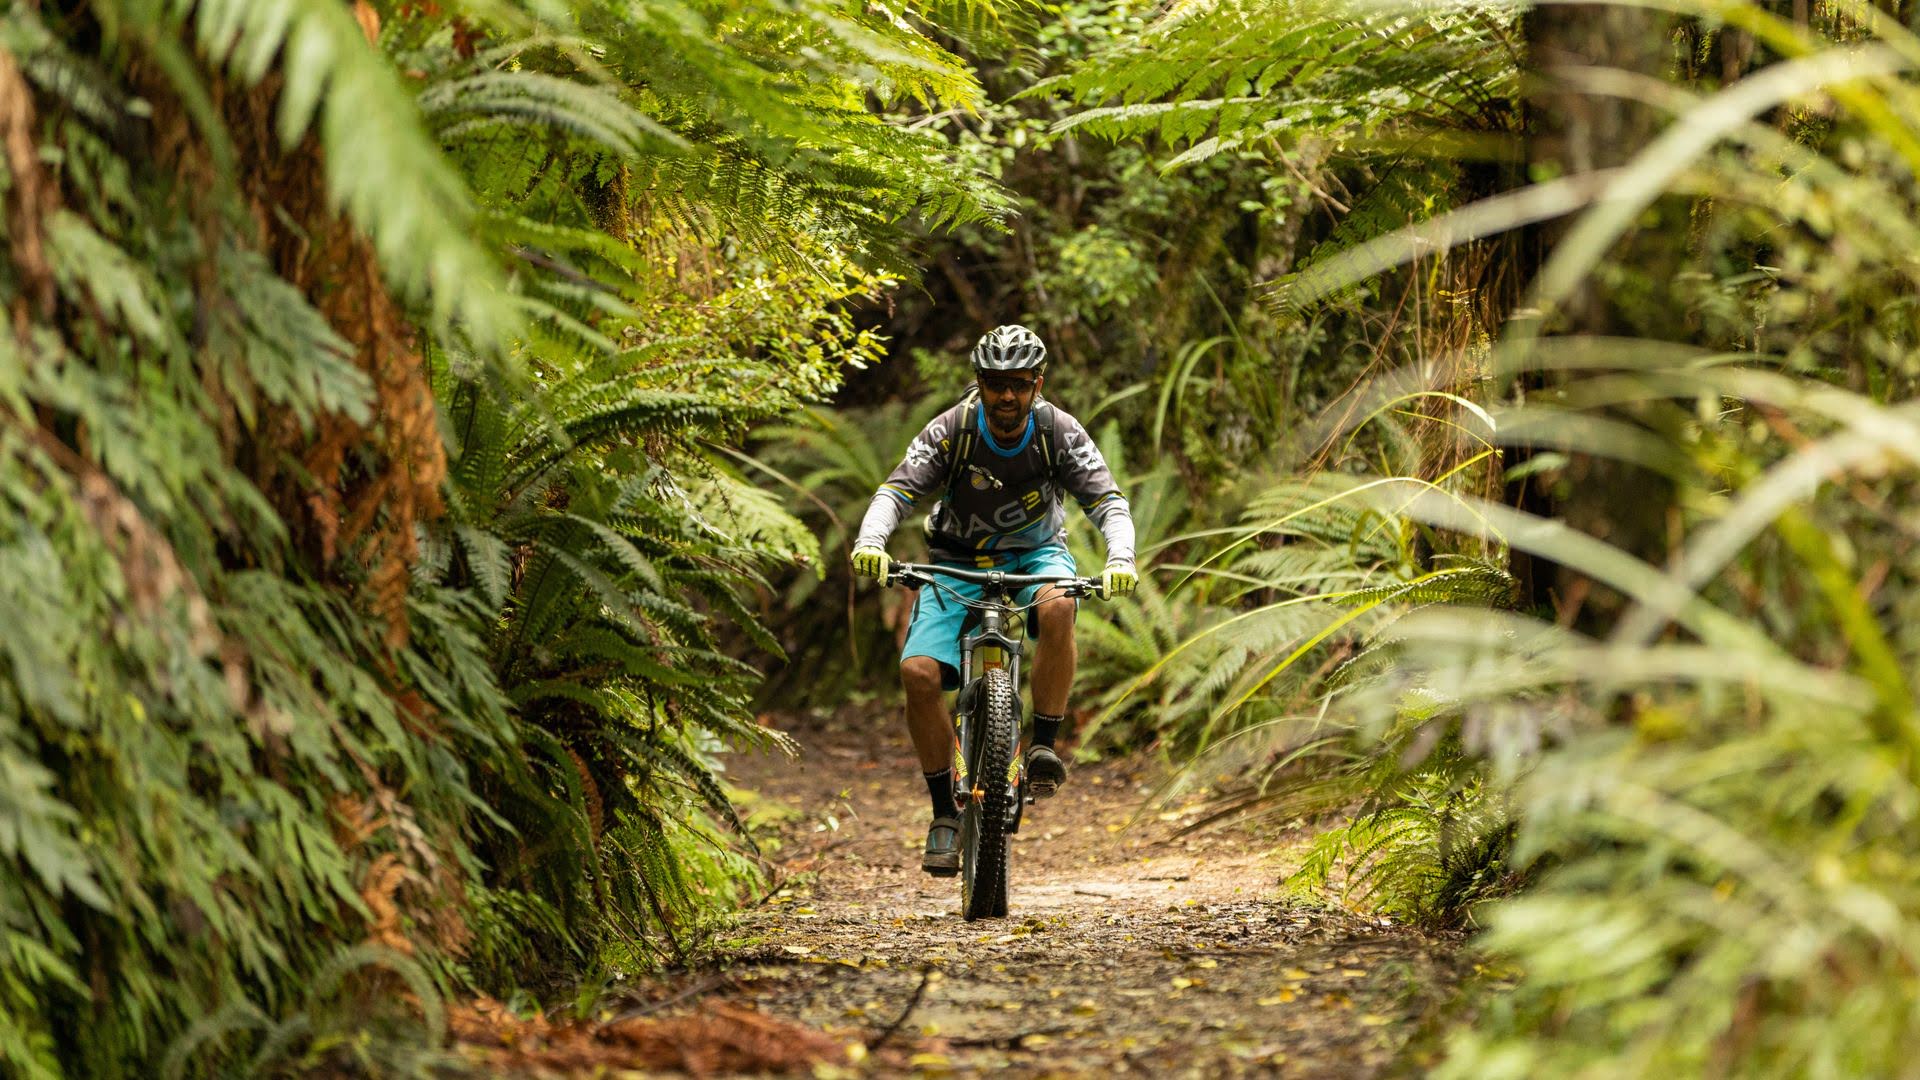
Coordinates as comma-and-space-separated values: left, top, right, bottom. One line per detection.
1025, 585, 1076, 796
902, 655, 961, 875
901, 656, 954, 774
899, 577, 972, 874
1028, 586, 1077, 717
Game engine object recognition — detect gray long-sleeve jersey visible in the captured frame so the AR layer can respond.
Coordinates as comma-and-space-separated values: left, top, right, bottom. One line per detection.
854, 400, 1136, 566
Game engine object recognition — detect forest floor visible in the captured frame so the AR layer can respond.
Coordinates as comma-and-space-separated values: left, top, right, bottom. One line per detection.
454, 706, 1470, 1077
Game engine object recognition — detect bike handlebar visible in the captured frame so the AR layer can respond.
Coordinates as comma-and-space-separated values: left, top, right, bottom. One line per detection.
884, 561, 1106, 599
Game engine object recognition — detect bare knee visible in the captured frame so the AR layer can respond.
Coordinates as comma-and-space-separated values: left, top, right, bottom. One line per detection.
901, 656, 944, 698
1035, 595, 1076, 641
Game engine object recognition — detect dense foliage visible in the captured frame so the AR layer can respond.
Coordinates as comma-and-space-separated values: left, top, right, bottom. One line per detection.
0, 1, 1000, 1074
759, 0, 1920, 1074
1043, 0, 1920, 1074
9, 0, 1920, 1073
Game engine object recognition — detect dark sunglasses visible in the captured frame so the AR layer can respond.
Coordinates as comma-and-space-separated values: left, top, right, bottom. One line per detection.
978, 374, 1039, 396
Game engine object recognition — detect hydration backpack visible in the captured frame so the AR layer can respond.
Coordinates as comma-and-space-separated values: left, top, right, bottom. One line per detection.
927, 389, 1061, 538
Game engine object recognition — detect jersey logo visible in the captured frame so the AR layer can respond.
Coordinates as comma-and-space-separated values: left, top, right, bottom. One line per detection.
1068, 440, 1103, 471
904, 438, 938, 468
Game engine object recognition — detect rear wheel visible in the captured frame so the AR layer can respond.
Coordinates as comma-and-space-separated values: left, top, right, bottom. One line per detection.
960, 667, 1016, 920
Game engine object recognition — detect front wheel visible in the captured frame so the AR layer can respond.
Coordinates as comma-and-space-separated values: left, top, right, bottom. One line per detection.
960, 667, 1017, 921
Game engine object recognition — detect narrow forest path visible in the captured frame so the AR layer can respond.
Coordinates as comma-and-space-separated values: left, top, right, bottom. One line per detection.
699, 708, 1465, 1077
454, 708, 1466, 1077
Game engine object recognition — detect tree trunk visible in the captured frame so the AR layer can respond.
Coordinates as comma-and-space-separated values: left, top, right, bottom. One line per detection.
1516, 5, 1674, 624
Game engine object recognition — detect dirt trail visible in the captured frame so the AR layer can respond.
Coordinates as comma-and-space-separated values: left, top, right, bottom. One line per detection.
686, 709, 1466, 1077
451, 708, 1466, 1077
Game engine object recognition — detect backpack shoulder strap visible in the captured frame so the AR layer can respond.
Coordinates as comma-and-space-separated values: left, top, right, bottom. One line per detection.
942, 399, 980, 507
1034, 400, 1060, 483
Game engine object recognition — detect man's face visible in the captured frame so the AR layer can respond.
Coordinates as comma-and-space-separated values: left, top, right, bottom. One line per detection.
977, 369, 1042, 435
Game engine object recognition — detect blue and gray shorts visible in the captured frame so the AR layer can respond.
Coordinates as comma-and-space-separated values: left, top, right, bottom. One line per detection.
900, 544, 1078, 690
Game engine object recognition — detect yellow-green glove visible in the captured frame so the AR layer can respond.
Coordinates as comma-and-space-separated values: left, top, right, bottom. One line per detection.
1101, 561, 1138, 599
850, 545, 891, 580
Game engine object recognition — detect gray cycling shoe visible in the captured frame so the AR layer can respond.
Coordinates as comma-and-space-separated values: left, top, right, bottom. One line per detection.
923, 816, 961, 876
1025, 744, 1067, 799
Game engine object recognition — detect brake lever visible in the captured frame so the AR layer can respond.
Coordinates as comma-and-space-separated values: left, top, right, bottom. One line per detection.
889, 568, 940, 593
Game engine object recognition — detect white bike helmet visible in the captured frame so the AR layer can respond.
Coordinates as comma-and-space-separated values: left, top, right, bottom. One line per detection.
970, 324, 1047, 371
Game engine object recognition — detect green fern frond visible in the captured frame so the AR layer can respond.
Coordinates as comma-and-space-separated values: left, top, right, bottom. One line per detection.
651, 738, 756, 852
1332, 560, 1518, 609
421, 70, 683, 156
168, 0, 515, 341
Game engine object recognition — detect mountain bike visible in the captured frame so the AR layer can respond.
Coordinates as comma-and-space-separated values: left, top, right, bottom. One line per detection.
884, 562, 1106, 921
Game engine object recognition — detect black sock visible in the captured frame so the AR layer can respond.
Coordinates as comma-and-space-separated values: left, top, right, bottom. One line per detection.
1032, 712, 1064, 749
925, 769, 959, 820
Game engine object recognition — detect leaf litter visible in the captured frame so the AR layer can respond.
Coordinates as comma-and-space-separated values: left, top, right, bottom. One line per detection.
453, 705, 1468, 1076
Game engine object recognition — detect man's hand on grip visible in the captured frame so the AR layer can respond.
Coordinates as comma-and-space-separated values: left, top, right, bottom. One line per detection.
1101, 561, 1138, 599
850, 545, 891, 580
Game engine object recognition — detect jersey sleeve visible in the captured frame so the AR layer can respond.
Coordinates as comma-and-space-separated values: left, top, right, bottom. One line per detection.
1055, 411, 1137, 565
853, 405, 964, 551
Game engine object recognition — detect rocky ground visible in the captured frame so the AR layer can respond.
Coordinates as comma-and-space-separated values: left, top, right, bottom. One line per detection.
455, 707, 1468, 1077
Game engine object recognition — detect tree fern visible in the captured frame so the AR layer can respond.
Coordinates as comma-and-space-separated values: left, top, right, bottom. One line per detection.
0, 0, 995, 1070
158, 0, 517, 343
1050, 0, 1518, 157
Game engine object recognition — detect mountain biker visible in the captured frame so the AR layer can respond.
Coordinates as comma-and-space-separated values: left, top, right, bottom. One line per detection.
848, 324, 1137, 875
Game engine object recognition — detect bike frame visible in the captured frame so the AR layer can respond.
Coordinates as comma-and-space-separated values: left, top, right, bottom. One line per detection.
886, 563, 1099, 803
885, 561, 1103, 918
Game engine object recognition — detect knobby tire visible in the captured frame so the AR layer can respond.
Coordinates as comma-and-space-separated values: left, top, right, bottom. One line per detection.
960, 667, 1017, 921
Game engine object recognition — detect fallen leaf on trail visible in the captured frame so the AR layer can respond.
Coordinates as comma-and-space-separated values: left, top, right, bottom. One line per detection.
1193, 959, 1218, 969
1257, 989, 1296, 1005
1170, 977, 1195, 990
909, 1052, 952, 1067
1360, 1014, 1394, 1027
1283, 968, 1312, 980
1073, 1000, 1099, 1015
455, 998, 841, 1076
782, 945, 814, 955
1021, 1034, 1053, 1049
1340, 969, 1366, 978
